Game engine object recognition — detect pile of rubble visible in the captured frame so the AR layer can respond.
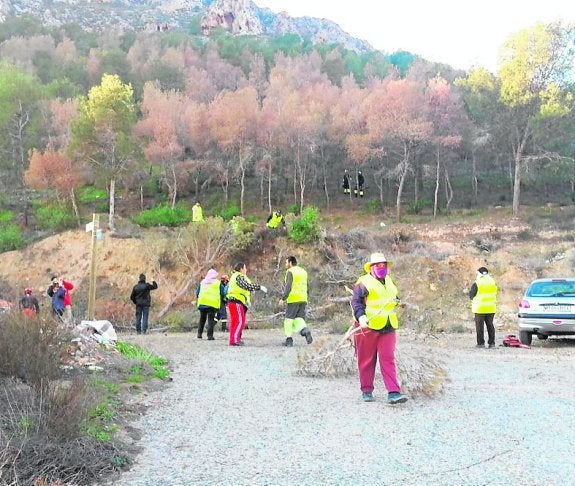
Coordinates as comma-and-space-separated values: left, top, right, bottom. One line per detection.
61, 320, 118, 371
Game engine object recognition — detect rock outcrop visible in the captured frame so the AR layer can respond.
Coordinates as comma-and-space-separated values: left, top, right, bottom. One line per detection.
0, 0, 373, 53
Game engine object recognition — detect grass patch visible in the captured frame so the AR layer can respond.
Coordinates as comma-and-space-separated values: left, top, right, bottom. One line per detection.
116, 341, 170, 380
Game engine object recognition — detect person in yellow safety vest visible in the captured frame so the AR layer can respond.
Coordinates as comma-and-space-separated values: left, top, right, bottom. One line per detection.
226, 262, 267, 346
195, 269, 226, 340
278, 256, 312, 347
192, 201, 203, 222
351, 252, 407, 404
468, 266, 498, 348
266, 210, 284, 229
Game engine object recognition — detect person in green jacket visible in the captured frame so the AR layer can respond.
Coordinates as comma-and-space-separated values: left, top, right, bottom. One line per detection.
279, 256, 313, 347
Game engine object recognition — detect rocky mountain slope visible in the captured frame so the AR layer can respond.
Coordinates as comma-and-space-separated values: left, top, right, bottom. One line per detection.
0, 0, 372, 52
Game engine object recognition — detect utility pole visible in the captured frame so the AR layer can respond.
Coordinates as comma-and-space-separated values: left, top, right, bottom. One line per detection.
87, 213, 100, 320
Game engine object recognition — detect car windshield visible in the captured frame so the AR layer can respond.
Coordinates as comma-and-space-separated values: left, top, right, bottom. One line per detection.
527, 281, 575, 297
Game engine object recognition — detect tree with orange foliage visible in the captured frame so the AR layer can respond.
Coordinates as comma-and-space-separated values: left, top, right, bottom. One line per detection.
24, 148, 87, 225
208, 86, 260, 216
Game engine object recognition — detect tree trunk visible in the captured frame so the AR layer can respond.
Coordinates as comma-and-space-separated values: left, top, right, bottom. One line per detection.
267, 164, 272, 214
108, 178, 116, 231
433, 147, 440, 219
70, 187, 81, 227
445, 167, 453, 214
471, 154, 478, 205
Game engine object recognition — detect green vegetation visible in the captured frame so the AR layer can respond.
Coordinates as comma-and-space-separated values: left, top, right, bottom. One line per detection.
116, 340, 170, 380
287, 206, 320, 244
132, 203, 193, 227
0, 211, 25, 252
35, 203, 76, 231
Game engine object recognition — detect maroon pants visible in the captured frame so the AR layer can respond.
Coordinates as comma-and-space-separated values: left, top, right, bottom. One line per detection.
354, 327, 401, 394
227, 301, 246, 345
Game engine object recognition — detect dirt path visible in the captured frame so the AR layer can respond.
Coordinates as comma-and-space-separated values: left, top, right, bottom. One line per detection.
110, 329, 575, 486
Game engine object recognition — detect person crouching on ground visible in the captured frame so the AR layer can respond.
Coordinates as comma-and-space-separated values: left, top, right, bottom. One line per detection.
351, 252, 407, 404
226, 262, 267, 346
279, 256, 313, 347
196, 269, 225, 340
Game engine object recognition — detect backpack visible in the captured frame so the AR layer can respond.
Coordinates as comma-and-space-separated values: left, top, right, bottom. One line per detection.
502, 334, 530, 348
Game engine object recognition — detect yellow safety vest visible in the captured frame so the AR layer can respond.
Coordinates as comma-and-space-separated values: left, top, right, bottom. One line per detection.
226, 272, 251, 307
472, 275, 497, 314
192, 204, 203, 222
285, 266, 308, 304
197, 280, 221, 309
267, 212, 283, 229
357, 274, 399, 330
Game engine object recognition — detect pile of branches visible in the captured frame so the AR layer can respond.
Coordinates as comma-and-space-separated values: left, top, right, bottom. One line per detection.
296, 328, 449, 398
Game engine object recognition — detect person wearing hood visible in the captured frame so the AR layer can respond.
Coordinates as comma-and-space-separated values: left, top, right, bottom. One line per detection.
130, 273, 158, 334
468, 267, 498, 348
195, 269, 226, 340
351, 252, 407, 404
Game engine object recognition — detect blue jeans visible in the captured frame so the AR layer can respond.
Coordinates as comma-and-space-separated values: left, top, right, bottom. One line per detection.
135, 305, 150, 334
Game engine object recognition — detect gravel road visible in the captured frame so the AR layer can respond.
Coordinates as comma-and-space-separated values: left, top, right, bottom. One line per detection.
109, 329, 575, 486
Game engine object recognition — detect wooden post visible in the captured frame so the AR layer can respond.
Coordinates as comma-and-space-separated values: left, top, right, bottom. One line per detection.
87, 213, 99, 320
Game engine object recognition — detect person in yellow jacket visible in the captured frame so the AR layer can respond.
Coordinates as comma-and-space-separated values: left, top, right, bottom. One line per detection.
266, 210, 284, 230
226, 262, 267, 346
468, 266, 498, 348
278, 256, 312, 347
351, 252, 407, 404
195, 269, 226, 340
192, 201, 203, 222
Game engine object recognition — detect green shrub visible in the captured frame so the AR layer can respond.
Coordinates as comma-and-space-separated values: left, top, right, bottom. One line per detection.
35, 204, 76, 231
0, 210, 14, 224
216, 204, 241, 221
132, 203, 192, 227
407, 197, 433, 215
286, 203, 300, 215
77, 186, 108, 203
0, 224, 25, 252
362, 198, 382, 215
230, 216, 256, 250
288, 206, 320, 244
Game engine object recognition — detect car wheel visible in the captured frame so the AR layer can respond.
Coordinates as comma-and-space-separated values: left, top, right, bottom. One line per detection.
519, 331, 533, 346
537, 334, 548, 340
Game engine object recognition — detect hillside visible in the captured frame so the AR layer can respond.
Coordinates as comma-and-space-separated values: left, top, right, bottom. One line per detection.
2, 206, 574, 334
0, 0, 372, 53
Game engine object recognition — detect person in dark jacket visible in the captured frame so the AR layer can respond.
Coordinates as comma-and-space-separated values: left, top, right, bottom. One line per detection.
130, 273, 158, 334
19, 287, 39, 318
354, 170, 364, 198
342, 169, 350, 195
48, 280, 66, 319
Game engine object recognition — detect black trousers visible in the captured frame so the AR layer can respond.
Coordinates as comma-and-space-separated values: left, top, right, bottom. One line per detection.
198, 307, 217, 339
475, 313, 495, 345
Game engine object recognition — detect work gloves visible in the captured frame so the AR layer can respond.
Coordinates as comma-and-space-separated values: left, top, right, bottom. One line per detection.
260, 285, 268, 293
358, 315, 369, 328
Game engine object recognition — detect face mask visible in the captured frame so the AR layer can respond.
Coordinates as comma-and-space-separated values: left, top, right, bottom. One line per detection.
372, 266, 387, 279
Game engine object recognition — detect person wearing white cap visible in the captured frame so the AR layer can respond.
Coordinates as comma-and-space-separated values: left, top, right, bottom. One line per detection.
351, 252, 407, 404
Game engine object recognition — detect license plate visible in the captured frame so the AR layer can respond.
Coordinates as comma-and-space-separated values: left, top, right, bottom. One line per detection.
542, 305, 572, 312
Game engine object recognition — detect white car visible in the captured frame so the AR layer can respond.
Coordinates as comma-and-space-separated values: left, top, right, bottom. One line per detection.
517, 278, 575, 345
